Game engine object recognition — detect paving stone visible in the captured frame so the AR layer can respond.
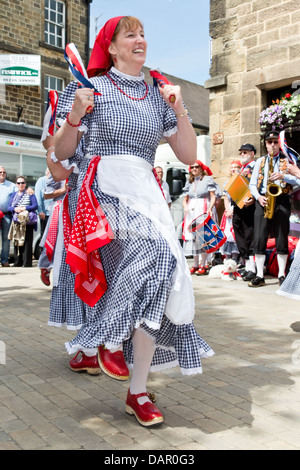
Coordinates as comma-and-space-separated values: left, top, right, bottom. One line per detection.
1, 264, 300, 450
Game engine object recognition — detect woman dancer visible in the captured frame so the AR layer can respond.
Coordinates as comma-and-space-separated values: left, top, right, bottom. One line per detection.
52, 16, 214, 427
277, 161, 300, 299
182, 160, 216, 275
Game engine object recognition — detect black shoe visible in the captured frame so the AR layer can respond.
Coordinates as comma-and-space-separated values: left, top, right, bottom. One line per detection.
248, 276, 265, 287
278, 276, 285, 286
242, 271, 256, 282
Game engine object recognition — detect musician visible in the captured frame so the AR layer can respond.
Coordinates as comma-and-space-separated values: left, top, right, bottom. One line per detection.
249, 130, 298, 287
231, 143, 256, 281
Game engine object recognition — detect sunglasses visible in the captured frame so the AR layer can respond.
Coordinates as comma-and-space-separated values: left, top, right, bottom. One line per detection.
190, 165, 200, 169
16, 181, 26, 185
0, 171, 6, 174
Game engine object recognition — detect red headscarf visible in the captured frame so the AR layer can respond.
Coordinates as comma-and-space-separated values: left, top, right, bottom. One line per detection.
87, 16, 124, 78
189, 160, 213, 176
230, 160, 242, 167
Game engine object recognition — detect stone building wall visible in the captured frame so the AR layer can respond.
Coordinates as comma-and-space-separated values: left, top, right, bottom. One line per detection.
205, 0, 300, 185
0, 0, 89, 127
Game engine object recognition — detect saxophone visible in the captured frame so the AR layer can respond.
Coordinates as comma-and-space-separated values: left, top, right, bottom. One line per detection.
264, 149, 282, 219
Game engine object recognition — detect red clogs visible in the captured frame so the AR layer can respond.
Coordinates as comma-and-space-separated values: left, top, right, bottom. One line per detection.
98, 345, 129, 381
195, 266, 208, 275
41, 268, 51, 286
126, 389, 164, 427
190, 266, 198, 274
69, 351, 101, 375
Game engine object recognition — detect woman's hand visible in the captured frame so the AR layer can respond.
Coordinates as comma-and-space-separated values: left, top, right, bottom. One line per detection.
15, 206, 25, 213
159, 84, 183, 112
68, 87, 94, 123
287, 162, 300, 178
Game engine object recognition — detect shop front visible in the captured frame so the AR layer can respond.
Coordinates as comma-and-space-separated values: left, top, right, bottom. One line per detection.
0, 134, 46, 188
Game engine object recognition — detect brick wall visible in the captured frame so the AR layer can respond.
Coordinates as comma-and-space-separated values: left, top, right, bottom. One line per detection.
0, 0, 88, 127
206, 0, 300, 182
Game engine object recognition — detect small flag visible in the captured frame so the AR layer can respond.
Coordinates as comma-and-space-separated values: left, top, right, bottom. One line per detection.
41, 90, 58, 142
64, 43, 101, 94
279, 130, 299, 163
150, 69, 176, 103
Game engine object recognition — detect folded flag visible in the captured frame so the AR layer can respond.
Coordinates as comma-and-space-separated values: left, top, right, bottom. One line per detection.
41, 90, 58, 142
150, 69, 175, 103
64, 43, 101, 94
279, 130, 299, 163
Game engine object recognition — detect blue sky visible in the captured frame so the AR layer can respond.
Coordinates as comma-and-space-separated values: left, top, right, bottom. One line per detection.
89, 0, 211, 85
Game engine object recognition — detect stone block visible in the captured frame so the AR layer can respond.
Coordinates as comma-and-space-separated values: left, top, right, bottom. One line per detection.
210, 0, 227, 21
241, 106, 261, 134
209, 17, 238, 40
247, 47, 289, 72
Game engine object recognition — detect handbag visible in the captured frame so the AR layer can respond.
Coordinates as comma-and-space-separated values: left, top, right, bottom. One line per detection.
13, 210, 37, 225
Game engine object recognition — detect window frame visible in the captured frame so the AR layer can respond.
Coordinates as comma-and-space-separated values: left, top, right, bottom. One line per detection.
44, 74, 64, 115
44, 0, 66, 49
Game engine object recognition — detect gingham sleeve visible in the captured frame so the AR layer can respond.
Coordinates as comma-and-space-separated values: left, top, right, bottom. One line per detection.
56, 81, 88, 133
56, 81, 78, 119
206, 176, 216, 192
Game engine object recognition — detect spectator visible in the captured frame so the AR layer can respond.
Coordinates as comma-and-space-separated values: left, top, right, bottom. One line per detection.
154, 166, 171, 208
8, 176, 38, 267
0, 166, 17, 267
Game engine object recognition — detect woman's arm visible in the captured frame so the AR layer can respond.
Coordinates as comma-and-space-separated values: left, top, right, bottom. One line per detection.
44, 183, 67, 200
46, 149, 74, 182
160, 85, 197, 166
208, 191, 216, 215
183, 194, 190, 212
25, 194, 38, 212
54, 87, 93, 161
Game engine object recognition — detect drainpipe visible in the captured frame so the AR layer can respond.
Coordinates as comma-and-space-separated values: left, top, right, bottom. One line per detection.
84, 0, 93, 68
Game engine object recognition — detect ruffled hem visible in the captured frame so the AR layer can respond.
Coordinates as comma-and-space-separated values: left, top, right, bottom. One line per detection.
47, 321, 83, 331
276, 289, 300, 300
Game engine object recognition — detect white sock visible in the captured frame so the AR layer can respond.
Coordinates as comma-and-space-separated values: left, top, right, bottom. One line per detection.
249, 256, 256, 273
193, 255, 199, 268
277, 254, 288, 278
245, 256, 256, 273
255, 254, 265, 278
200, 253, 208, 267
130, 328, 155, 405
81, 348, 98, 357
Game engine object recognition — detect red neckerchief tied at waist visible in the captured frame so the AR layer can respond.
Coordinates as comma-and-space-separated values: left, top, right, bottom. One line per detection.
45, 200, 62, 261
65, 156, 114, 307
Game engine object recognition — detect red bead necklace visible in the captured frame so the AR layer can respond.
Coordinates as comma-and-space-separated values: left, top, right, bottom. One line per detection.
105, 72, 149, 101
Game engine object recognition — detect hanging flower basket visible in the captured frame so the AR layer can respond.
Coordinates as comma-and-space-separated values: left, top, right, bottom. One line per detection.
259, 93, 300, 134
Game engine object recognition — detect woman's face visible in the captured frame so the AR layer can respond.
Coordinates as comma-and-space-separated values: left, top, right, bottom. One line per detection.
109, 26, 147, 70
230, 164, 241, 174
190, 164, 203, 178
16, 179, 26, 191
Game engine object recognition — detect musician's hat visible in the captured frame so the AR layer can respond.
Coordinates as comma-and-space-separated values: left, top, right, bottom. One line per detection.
265, 130, 279, 141
239, 143, 256, 154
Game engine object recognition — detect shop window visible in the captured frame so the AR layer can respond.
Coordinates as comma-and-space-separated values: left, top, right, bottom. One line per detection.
44, 75, 64, 114
44, 0, 65, 49
0, 152, 20, 183
22, 155, 48, 188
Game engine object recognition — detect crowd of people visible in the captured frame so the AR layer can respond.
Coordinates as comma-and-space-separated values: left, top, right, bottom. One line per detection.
185, 132, 300, 294
1, 14, 300, 429
0, 164, 66, 277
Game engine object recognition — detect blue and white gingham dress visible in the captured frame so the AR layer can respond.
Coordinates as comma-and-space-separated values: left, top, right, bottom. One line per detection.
277, 242, 300, 300
49, 68, 214, 374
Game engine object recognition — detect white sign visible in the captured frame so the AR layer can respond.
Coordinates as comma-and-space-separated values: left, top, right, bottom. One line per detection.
0, 54, 41, 86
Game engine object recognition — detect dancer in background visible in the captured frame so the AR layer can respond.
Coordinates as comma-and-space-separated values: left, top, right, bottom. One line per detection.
182, 160, 216, 275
